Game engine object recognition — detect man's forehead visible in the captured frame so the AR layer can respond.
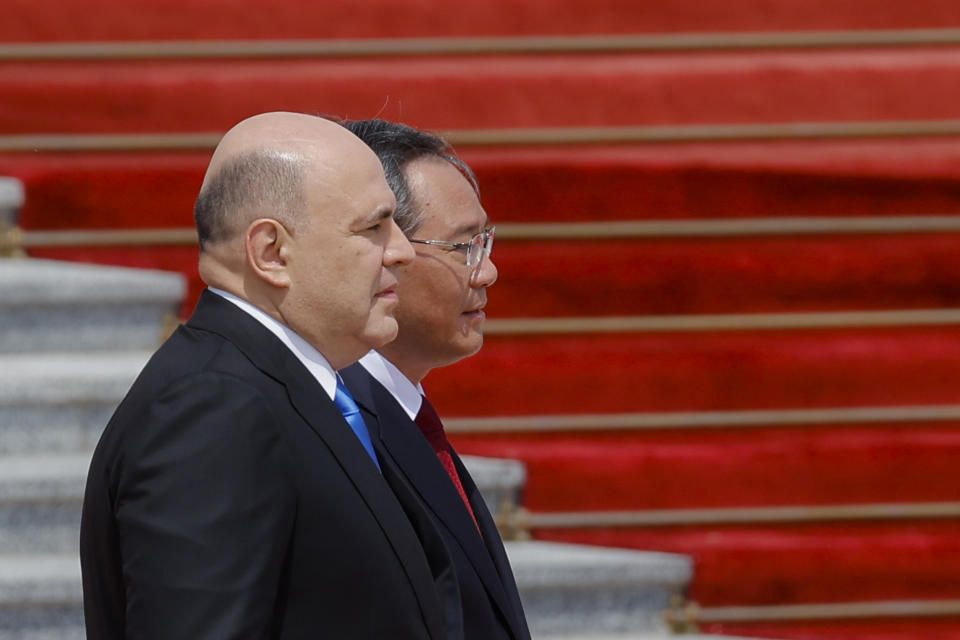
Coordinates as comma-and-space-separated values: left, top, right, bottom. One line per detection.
414, 205, 487, 241
451, 215, 489, 235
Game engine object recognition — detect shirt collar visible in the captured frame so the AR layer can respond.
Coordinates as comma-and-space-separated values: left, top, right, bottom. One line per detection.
358, 350, 424, 421
208, 287, 338, 401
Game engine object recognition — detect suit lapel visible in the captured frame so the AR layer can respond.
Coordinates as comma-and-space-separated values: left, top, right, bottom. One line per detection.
187, 292, 446, 639
341, 363, 524, 639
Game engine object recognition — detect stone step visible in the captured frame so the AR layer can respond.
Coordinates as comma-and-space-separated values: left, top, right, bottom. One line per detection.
0, 629, 85, 640
0, 452, 525, 555
0, 454, 87, 503
0, 350, 151, 456
0, 553, 83, 640
0, 258, 185, 353
0, 454, 85, 554
0, 544, 696, 639
507, 541, 692, 637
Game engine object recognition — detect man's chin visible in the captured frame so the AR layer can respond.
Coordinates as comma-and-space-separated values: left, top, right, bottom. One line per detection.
363, 317, 400, 349
451, 327, 484, 358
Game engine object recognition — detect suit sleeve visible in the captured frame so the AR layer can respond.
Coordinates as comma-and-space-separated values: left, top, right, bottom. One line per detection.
112, 372, 297, 639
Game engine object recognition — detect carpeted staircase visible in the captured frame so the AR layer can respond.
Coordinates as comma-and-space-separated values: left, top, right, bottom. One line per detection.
4, 1, 960, 637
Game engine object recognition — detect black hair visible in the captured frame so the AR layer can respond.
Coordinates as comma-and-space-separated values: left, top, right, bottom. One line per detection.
341, 119, 478, 235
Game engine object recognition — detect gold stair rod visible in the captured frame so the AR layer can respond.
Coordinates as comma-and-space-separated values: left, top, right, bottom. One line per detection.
445, 404, 960, 434
497, 216, 960, 238
16, 227, 198, 248
12, 215, 960, 249
7, 119, 960, 152
447, 119, 960, 146
513, 501, 960, 530
3, 28, 960, 60
668, 598, 960, 627
483, 309, 960, 334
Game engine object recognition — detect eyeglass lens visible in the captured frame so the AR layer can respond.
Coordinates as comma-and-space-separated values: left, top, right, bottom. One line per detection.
467, 229, 494, 267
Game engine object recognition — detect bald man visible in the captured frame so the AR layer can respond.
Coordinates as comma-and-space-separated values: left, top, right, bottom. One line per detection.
80, 112, 462, 639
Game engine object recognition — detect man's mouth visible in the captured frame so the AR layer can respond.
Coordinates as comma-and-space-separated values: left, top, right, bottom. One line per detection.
375, 283, 398, 300
462, 303, 486, 317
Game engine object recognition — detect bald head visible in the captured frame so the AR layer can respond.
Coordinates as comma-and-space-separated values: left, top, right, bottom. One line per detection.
194, 112, 371, 250
191, 111, 415, 368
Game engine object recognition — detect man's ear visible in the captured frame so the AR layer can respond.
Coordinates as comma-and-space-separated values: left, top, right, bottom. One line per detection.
245, 218, 292, 288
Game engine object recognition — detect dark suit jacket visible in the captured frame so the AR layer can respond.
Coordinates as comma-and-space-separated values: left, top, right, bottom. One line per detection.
80, 291, 461, 639
341, 363, 531, 640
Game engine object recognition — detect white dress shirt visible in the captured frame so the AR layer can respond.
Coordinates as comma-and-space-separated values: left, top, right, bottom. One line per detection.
358, 350, 425, 421
208, 287, 338, 402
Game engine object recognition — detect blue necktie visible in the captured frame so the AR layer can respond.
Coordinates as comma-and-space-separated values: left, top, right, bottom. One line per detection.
334, 377, 381, 471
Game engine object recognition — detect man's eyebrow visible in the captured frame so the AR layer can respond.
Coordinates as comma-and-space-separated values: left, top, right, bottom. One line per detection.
452, 217, 490, 237
362, 206, 395, 225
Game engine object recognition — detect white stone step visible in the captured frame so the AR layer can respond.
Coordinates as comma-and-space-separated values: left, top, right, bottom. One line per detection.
0, 629, 86, 640
0, 258, 185, 353
0, 454, 88, 500
506, 541, 693, 637
0, 350, 152, 455
0, 553, 80, 601
0, 546, 699, 639
0, 452, 523, 555
0, 351, 153, 405
0, 553, 84, 638
0, 461, 697, 634
0, 454, 87, 554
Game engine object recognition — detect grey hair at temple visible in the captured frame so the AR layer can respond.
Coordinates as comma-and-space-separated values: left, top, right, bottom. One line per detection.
194, 149, 307, 249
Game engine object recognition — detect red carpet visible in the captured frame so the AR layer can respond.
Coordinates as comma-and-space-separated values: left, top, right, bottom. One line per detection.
30, 233, 960, 320
428, 327, 960, 415
491, 235, 960, 316
452, 424, 960, 510
11, 140, 960, 318
11, 140, 960, 230
7, 49, 960, 134
2, 0, 959, 42
539, 522, 960, 606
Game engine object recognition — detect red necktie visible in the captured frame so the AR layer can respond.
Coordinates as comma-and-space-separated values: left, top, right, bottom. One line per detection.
414, 395, 480, 530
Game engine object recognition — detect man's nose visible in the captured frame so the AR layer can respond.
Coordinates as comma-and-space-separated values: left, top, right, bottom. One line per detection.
384, 218, 415, 266
470, 253, 498, 287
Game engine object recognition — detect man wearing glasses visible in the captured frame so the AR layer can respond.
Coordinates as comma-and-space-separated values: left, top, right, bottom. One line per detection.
340, 119, 530, 640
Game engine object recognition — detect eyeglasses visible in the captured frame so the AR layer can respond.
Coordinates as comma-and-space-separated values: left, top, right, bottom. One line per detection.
409, 226, 495, 268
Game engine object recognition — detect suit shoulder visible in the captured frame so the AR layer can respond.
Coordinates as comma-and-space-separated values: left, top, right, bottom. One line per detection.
95, 326, 285, 454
